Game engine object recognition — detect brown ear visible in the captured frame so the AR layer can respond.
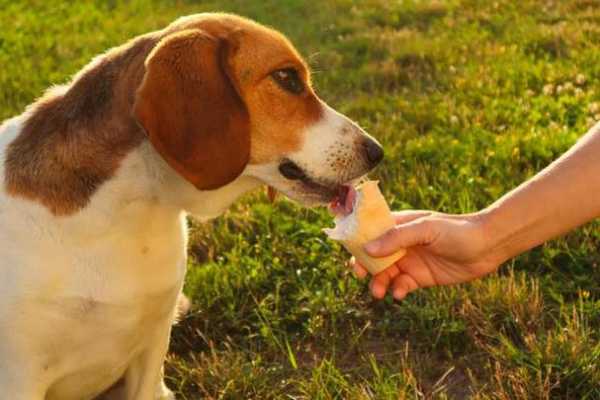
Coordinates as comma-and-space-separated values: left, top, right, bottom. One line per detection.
133, 29, 250, 190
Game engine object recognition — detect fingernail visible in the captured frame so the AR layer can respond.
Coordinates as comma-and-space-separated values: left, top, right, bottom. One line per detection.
393, 289, 404, 300
353, 266, 364, 279
364, 241, 380, 254
373, 285, 385, 299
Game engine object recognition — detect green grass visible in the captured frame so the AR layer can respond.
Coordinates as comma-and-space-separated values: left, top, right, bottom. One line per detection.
3, 0, 600, 398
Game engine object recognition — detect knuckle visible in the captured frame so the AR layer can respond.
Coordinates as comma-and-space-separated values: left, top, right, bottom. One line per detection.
387, 226, 403, 241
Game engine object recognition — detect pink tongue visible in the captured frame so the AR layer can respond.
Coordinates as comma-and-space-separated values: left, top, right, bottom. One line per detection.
344, 186, 356, 214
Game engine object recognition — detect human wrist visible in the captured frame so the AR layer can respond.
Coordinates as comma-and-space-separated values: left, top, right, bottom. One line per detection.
472, 206, 515, 267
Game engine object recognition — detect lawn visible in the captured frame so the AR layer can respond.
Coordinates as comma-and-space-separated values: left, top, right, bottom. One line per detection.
2, 0, 600, 398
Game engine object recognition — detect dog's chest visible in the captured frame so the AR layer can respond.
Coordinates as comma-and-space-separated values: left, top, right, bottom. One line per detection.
0, 194, 189, 398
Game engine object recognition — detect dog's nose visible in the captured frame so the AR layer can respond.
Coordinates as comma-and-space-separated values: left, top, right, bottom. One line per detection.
363, 139, 384, 167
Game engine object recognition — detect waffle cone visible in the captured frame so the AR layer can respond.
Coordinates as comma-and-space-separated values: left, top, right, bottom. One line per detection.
325, 181, 406, 274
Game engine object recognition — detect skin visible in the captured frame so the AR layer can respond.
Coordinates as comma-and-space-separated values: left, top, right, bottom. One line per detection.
351, 123, 600, 300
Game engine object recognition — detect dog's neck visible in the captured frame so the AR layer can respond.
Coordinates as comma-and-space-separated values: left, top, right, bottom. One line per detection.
129, 141, 262, 221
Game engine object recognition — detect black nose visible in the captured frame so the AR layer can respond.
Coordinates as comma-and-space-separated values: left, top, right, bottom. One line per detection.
279, 160, 306, 180
363, 139, 384, 167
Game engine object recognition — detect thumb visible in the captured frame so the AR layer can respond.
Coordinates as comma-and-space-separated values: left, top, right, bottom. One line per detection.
365, 219, 434, 257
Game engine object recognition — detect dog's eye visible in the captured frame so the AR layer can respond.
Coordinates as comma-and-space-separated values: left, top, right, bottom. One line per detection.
271, 68, 304, 94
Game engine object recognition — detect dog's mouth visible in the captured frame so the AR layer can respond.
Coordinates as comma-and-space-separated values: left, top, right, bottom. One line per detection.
329, 185, 356, 216
267, 159, 358, 207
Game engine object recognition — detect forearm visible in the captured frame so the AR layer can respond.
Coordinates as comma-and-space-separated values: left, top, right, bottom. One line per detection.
480, 123, 600, 263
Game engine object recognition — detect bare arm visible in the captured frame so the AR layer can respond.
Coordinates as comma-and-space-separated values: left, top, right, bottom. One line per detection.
353, 124, 600, 299
482, 124, 600, 264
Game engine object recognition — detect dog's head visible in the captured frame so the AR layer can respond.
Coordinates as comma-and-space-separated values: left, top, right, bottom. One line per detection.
134, 14, 383, 206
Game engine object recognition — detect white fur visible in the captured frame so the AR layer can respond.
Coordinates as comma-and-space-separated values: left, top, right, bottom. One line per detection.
0, 117, 259, 399
0, 96, 374, 399
245, 102, 378, 206
293, 103, 375, 183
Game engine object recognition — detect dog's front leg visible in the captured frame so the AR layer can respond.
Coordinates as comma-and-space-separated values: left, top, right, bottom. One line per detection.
122, 324, 174, 400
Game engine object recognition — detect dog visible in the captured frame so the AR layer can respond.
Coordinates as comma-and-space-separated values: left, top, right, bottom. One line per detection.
0, 13, 384, 399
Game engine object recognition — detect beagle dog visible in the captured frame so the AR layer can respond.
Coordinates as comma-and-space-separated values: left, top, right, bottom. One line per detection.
0, 13, 383, 400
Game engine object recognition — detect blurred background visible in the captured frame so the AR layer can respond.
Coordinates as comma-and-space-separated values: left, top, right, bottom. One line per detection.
2, 1, 600, 398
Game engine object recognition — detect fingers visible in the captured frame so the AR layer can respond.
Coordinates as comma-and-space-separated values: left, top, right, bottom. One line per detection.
352, 259, 420, 300
391, 274, 419, 300
365, 219, 433, 257
369, 267, 399, 299
350, 259, 408, 300
391, 210, 433, 225
348, 257, 368, 279
367, 266, 420, 300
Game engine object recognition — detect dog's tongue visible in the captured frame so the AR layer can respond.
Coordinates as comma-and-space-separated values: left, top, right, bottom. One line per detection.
344, 186, 356, 213
330, 185, 356, 216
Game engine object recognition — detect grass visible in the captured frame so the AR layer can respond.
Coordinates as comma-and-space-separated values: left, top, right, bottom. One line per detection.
3, 0, 600, 398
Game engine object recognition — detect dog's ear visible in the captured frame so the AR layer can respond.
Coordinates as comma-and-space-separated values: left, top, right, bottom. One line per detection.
133, 29, 250, 190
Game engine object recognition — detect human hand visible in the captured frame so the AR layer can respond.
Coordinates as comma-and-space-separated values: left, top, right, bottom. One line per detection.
350, 210, 502, 300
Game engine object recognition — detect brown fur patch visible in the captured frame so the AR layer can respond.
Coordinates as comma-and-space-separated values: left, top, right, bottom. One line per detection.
4, 13, 324, 215
133, 29, 250, 190
172, 14, 324, 164
4, 35, 158, 216
247, 88, 323, 164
